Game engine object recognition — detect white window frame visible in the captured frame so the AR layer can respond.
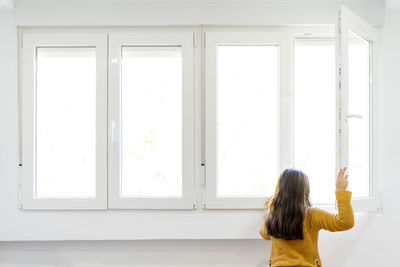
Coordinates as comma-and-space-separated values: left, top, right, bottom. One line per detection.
337, 6, 381, 212
204, 31, 292, 209
21, 33, 108, 209
108, 32, 195, 209
19, 22, 381, 213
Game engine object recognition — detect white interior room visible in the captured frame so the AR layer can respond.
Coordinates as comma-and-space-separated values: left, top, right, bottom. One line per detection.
1, 0, 399, 266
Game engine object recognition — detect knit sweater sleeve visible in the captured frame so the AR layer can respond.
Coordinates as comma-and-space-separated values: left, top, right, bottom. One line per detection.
311, 190, 354, 232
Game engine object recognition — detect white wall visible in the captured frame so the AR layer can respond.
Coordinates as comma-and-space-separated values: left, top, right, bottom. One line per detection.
1, 2, 400, 267
380, 8, 400, 261
13, 0, 385, 26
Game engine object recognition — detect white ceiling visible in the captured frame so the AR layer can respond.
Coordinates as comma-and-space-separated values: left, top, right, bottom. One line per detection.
3, 0, 396, 10
12, 0, 385, 4
0, 0, 13, 9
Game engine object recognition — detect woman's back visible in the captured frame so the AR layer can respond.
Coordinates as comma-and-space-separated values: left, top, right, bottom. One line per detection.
260, 171, 354, 267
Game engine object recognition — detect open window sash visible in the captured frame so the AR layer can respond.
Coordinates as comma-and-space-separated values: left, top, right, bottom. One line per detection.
336, 6, 381, 212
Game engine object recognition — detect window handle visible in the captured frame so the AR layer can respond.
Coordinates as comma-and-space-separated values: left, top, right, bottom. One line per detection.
111, 122, 117, 145
346, 114, 363, 119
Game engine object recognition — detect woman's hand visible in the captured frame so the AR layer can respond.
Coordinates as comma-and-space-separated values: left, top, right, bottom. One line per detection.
336, 167, 349, 190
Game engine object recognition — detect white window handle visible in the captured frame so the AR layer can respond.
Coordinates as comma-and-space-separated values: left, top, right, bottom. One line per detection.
346, 114, 363, 119
111, 122, 117, 145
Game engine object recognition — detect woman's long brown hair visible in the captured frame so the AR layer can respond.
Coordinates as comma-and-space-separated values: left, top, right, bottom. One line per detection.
265, 168, 312, 240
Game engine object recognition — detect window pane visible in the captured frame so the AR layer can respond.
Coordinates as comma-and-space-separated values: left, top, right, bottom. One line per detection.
36, 47, 96, 198
216, 45, 278, 198
348, 30, 370, 198
294, 40, 336, 204
121, 46, 182, 198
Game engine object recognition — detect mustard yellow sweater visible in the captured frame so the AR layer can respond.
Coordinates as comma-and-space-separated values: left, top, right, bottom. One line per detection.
259, 190, 354, 267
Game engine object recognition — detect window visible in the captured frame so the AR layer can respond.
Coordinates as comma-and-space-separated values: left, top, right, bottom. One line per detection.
107, 33, 195, 209
293, 38, 336, 204
347, 29, 370, 198
204, 32, 291, 208
21, 33, 108, 209
216, 45, 278, 198
36, 47, 96, 198
120, 46, 183, 198
337, 6, 381, 211
20, 10, 380, 211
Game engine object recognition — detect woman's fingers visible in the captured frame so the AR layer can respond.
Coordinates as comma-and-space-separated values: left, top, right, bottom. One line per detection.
337, 167, 347, 179
336, 167, 349, 190
336, 168, 349, 190
337, 168, 344, 179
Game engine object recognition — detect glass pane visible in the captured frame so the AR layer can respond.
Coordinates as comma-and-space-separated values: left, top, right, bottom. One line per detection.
294, 39, 336, 204
216, 45, 279, 198
121, 46, 182, 198
347, 30, 370, 197
36, 47, 96, 198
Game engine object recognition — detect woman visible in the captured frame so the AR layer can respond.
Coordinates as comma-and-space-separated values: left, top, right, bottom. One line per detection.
260, 167, 354, 266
